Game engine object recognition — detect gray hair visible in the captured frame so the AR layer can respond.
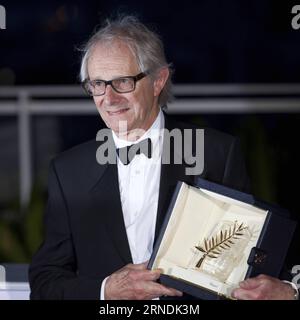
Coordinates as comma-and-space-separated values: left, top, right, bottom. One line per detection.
79, 15, 173, 107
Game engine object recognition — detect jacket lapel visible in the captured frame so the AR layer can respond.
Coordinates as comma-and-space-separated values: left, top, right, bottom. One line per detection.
155, 115, 195, 240
89, 150, 132, 266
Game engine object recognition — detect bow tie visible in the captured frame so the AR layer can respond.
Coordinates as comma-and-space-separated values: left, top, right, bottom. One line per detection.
116, 138, 152, 165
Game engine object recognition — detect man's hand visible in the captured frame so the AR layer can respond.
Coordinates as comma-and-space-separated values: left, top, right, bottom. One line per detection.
104, 262, 183, 300
232, 274, 296, 300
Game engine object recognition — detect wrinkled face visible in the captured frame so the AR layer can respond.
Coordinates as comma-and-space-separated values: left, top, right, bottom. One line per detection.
87, 40, 168, 139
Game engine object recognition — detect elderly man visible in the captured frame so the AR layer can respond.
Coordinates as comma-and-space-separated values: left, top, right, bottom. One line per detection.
29, 16, 298, 300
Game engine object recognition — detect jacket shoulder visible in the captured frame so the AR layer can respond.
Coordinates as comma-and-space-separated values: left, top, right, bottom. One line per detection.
164, 114, 236, 145
53, 139, 97, 169
49, 139, 104, 190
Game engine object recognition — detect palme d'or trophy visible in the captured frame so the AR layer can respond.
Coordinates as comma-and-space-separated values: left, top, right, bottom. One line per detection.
192, 220, 252, 282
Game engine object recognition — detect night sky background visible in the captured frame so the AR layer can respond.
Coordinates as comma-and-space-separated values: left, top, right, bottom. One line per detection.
1, 0, 300, 85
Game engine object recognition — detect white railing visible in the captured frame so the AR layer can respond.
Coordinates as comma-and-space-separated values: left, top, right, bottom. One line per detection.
1, 84, 300, 208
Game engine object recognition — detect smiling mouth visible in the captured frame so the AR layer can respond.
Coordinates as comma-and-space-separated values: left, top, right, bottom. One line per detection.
107, 108, 129, 116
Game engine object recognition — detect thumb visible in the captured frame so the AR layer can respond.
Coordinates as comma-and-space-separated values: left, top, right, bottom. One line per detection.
239, 277, 261, 290
140, 261, 163, 275
140, 260, 154, 270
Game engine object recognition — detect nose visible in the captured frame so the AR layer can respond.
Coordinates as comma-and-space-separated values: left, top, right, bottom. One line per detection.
103, 84, 122, 105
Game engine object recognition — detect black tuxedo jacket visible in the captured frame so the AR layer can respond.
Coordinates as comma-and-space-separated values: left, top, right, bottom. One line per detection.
29, 115, 250, 299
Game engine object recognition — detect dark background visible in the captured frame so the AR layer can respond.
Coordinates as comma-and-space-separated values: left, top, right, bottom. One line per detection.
1, 0, 300, 85
0, 0, 299, 269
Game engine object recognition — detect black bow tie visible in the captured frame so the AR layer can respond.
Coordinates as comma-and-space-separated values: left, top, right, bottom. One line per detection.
116, 138, 152, 165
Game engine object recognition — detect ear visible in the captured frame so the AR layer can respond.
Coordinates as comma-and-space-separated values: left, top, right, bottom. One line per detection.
153, 67, 170, 97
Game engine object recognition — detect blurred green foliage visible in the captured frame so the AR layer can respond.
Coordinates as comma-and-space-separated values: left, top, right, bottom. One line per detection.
0, 183, 45, 263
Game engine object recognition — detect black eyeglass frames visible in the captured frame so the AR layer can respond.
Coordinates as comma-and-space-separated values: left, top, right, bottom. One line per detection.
82, 71, 150, 96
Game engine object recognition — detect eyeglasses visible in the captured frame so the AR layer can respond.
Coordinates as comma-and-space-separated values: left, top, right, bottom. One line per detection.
82, 71, 150, 96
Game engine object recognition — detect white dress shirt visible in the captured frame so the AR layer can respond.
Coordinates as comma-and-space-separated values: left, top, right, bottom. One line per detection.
100, 110, 164, 299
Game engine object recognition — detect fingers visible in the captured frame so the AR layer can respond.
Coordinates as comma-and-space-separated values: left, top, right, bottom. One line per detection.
232, 288, 260, 300
126, 263, 182, 298
105, 262, 182, 299
142, 282, 182, 299
231, 274, 288, 300
238, 277, 262, 289
124, 262, 163, 281
232, 275, 267, 300
128, 269, 161, 282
